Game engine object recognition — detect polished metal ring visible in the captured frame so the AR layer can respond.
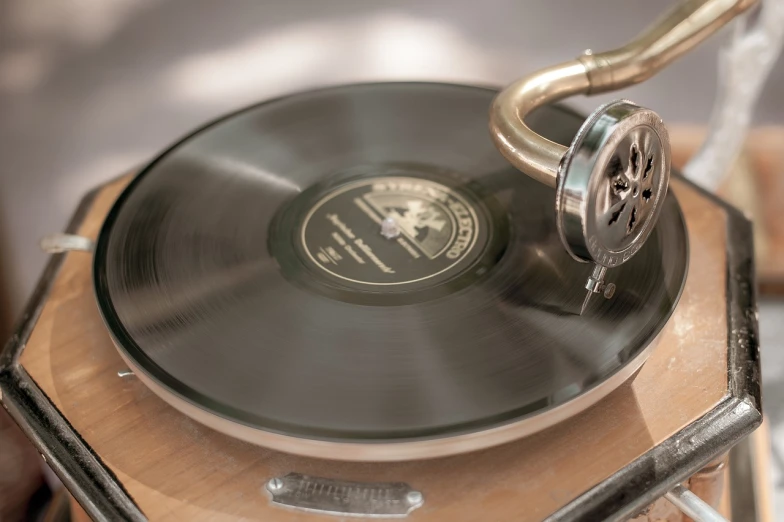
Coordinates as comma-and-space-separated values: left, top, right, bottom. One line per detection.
556, 100, 670, 266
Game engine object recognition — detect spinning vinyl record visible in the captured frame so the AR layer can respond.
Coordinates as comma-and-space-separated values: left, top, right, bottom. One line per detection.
93, 83, 688, 460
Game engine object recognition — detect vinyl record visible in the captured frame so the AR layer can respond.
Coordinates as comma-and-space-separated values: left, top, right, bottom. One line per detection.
93, 83, 688, 461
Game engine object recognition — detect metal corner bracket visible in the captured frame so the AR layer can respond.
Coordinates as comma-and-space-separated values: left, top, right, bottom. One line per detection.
546, 175, 762, 521
0, 184, 147, 522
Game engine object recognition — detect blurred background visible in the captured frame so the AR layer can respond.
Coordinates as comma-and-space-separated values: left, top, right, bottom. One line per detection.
1, 0, 783, 520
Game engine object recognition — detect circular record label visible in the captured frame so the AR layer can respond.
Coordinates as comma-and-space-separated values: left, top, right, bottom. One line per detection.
298, 176, 489, 290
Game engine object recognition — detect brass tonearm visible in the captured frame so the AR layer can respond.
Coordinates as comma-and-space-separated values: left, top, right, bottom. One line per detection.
489, 0, 758, 312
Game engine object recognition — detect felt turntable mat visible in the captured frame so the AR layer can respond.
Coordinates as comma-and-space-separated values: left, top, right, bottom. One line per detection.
92, 83, 688, 443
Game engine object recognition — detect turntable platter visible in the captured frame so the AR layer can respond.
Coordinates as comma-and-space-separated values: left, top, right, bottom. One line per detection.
93, 83, 688, 460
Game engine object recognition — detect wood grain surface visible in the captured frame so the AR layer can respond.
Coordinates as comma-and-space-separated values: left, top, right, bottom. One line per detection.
18, 176, 731, 521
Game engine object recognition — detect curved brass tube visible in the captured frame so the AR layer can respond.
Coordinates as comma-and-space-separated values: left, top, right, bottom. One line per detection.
489, 0, 759, 188
490, 61, 588, 188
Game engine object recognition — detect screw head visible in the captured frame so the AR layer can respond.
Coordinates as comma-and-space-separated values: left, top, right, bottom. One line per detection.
267, 478, 284, 491
406, 490, 423, 505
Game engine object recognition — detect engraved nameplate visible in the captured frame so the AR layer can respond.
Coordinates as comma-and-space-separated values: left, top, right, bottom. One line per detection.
266, 473, 424, 517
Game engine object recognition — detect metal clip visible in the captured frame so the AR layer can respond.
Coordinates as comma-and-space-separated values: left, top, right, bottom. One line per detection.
40, 233, 95, 254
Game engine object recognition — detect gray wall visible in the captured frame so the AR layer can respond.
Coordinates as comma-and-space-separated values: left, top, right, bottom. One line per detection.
1, 0, 783, 334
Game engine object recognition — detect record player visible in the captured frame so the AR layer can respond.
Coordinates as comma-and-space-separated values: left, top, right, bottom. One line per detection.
0, 1, 767, 521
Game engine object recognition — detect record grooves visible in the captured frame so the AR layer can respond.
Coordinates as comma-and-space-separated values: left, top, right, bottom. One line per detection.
93, 83, 688, 460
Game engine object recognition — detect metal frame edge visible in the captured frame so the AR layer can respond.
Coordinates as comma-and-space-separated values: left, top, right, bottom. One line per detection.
547, 176, 763, 521
0, 184, 146, 522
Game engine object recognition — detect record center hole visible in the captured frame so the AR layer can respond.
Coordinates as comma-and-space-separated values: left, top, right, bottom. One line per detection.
608, 203, 625, 226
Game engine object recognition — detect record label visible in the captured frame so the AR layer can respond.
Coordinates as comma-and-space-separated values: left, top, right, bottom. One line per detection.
298, 175, 490, 290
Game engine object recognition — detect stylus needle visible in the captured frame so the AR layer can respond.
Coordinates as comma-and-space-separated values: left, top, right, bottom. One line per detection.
580, 290, 593, 315
581, 264, 615, 315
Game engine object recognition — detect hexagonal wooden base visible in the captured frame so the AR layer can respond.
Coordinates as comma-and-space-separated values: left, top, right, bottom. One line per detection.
7, 173, 755, 521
